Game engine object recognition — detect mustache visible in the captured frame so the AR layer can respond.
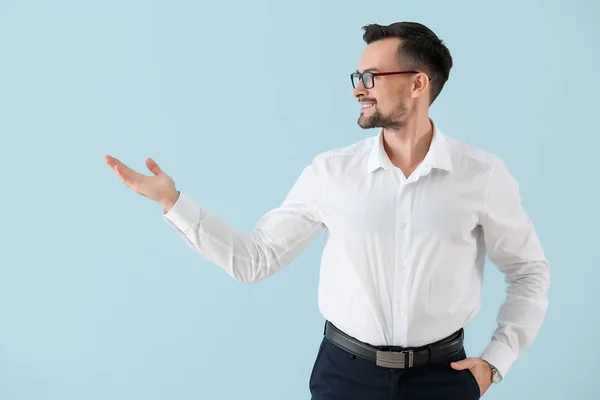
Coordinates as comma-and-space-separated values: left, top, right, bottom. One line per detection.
359, 98, 377, 103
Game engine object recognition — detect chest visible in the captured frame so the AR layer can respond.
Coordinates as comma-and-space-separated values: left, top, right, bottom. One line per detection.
320, 169, 485, 239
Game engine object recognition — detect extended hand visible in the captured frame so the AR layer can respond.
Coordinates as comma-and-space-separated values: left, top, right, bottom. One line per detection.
451, 357, 492, 397
104, 155, 180, 211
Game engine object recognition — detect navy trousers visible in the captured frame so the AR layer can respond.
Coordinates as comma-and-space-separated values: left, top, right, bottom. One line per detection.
309, 336, 481, 399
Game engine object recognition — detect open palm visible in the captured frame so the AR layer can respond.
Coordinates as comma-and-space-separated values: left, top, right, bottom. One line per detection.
104, 155, 179, 208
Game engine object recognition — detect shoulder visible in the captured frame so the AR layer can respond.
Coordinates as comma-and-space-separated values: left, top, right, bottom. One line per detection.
443, 133, 506, 175
446, 135, 502, 166
315, 136, 375, 162
309, 136, 376, 173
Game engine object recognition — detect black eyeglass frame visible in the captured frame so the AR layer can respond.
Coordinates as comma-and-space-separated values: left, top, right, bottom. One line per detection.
350, 70, 432, 89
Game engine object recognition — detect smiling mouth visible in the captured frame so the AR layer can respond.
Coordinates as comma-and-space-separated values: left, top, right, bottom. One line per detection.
360, 102, 375, 112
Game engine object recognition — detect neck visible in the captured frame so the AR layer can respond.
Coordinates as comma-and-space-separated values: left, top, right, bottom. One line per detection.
382, 113, 433, 172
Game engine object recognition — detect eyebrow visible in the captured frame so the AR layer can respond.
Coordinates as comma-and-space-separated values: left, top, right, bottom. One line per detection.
356, 68, 379, 73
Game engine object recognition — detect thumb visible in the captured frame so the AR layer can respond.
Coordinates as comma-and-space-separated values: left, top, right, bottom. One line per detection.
146, 158, 163, 176
451, 358, 477, 370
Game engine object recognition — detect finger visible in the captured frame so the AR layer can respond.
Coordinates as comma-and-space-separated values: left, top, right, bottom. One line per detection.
109, 157, 146, 182
451, 358, 477, 370
108, 156, 132, 173
104, 154, 118, 168
145, 157, 163, 176
113, 162, 147, 191
105, 155, 129, 172
113, 164, 135, 187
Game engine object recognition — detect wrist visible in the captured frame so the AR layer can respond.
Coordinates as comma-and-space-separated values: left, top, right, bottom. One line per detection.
484, 360, 503, 383
161, 190, 180, 212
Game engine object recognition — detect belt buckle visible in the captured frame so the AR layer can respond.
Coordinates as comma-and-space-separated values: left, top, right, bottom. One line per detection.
376, 349, 414, 369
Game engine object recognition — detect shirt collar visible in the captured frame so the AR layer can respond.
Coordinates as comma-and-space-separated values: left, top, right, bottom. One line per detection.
366, 119, 453, 174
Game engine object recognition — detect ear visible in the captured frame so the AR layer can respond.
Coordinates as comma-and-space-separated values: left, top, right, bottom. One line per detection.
411, 73, 430, 100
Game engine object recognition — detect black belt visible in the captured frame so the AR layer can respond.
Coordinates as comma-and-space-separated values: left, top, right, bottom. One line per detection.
324, 321, 464, 369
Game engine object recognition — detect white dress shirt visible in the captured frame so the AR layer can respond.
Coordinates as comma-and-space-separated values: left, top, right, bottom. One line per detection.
163, 120, 550, 378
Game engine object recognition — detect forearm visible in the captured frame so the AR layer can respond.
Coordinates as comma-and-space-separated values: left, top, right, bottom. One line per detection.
163, 192, 324, 283
480, 259, 550, 378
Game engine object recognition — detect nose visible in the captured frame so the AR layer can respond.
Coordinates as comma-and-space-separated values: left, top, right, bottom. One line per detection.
353, 80, 368, 98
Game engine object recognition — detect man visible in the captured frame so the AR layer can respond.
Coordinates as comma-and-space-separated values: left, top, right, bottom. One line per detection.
105, 22, 549, 399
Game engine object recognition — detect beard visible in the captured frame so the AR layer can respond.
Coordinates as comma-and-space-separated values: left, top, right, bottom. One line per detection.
358, 103, 409, 131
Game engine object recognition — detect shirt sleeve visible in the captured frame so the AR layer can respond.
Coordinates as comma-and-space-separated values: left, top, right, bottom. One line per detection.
479, 161, 550, 379
161, 158, 326, 283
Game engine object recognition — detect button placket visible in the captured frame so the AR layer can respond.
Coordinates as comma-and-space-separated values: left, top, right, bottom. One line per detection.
394, 185, 412, 345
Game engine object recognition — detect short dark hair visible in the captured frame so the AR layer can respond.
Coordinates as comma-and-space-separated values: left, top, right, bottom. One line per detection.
362, 22, 453, 104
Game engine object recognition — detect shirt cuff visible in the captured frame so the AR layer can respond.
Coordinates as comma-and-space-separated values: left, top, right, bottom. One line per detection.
480, 340, 517, 379
162, 192, 203, 232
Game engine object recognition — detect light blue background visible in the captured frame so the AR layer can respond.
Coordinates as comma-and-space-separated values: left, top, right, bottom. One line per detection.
0, 0, 598, 399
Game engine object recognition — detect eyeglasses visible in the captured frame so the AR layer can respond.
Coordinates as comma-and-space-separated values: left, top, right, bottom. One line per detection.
350, 70, 431, 89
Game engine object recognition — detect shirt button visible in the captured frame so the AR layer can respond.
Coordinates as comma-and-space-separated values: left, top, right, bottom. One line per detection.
400, 222, 407, 229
